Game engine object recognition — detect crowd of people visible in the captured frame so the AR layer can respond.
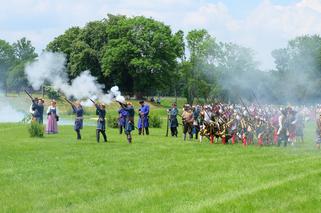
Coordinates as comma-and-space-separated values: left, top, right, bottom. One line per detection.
169, 102, 321, 149
28, 96, 321, 149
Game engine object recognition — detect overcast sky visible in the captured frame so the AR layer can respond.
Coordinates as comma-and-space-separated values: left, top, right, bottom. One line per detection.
1, 0, 321, 70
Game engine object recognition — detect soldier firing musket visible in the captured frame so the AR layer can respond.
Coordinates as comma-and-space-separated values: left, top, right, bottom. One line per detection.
117, 100, 135, 143
25, 89, 44, 124
90, 98, 107, 143
64, 97, 84, 140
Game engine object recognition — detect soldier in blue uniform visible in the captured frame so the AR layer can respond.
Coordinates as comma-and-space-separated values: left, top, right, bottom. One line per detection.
192, 105, 201, 140
95, 103, 107, 143
32, 98, 44, 124
119, 101, 135, 143
118, 107, 128, 134
138, 100, 150, 135
169, 103, 179, 137
71, 101, 84, 140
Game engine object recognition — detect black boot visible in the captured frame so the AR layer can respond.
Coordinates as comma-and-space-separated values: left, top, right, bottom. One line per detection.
102, 131, 107, 142
76, 130, 81, 140
127, 134, 132, 143
96, 130, 100, 143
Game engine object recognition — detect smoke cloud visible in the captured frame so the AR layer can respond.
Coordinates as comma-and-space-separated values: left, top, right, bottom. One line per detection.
25, 52, 125, 105
0, 105, 24, 122
0, 93, 25, 122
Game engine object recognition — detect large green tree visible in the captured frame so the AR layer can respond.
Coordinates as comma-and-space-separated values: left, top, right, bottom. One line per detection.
0, 39, 15, 89
272, 35, 321, 103
217, 42, 259, 102
47, 14, 184, 97
13, 37, 37, 61
102, 15, 184, 96
183, 29, 219, 104
4, 38, 38, 91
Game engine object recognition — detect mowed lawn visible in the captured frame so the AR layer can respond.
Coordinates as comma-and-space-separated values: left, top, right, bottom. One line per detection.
0, 123, 321, 213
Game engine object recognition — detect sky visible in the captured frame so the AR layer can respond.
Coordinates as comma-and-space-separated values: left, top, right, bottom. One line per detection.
1, 0, 321, 70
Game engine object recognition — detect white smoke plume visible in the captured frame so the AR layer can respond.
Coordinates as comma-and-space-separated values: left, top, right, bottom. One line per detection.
0, 105, 24, 122
0, 93, 25, 122
25, 52, 125, 105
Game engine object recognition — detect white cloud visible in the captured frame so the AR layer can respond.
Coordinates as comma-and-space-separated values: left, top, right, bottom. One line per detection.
2, 0, 321, 69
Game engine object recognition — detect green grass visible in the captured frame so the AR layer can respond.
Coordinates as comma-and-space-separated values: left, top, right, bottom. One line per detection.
0, 122, 321, 213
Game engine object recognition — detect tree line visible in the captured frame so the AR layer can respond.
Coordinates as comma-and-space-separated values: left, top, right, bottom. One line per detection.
1, 14, 321, 104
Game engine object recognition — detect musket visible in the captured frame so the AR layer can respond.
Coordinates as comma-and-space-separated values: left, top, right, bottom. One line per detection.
64, 97, 75, 107
24, 89, 34, 101
116, 100, 127, 108
89, 98, 96, 106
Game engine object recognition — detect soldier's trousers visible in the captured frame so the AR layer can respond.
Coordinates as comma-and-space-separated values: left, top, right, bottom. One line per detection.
193, 126, 200, 139
96, 129, 107, 142
76, 129, 81, 140
183, 123, 193, 140
126, 132, 132, 143
139, 127, 149, 135
171, 127, 178, 137
278, 133, 288, 147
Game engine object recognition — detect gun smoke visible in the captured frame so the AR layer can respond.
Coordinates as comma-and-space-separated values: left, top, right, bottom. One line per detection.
0, 93, 25, 122
25, 52, 125, 105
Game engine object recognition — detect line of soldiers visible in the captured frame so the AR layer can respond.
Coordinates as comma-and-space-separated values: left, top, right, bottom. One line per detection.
174, 103, 309, 147
66, 99, 150, 143
27, 93, 151, 143
26, 90, 319, 148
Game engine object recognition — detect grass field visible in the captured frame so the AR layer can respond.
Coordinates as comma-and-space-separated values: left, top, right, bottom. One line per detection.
0, 121, 321, 213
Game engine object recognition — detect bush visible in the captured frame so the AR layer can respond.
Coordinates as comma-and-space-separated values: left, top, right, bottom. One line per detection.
46, 87, 60, 100
28, 121, 44, 137
149, 114, 162, 128
21, 114, 32, 123
107, 115, 119, 128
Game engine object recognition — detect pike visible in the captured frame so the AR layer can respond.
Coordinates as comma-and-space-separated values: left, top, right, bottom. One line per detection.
251, 90, 267, 116
238, 95, 250, 115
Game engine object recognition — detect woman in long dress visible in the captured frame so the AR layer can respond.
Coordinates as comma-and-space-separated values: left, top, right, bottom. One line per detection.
46, 100, 59, 134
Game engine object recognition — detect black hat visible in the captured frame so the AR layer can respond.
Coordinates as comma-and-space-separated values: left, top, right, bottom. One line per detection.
139, 100, 144, 104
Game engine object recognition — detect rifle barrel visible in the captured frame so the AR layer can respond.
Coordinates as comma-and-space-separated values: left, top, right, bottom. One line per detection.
89, 98, 96, 104
24, 89, 34, 101
64, 98, 74, 106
